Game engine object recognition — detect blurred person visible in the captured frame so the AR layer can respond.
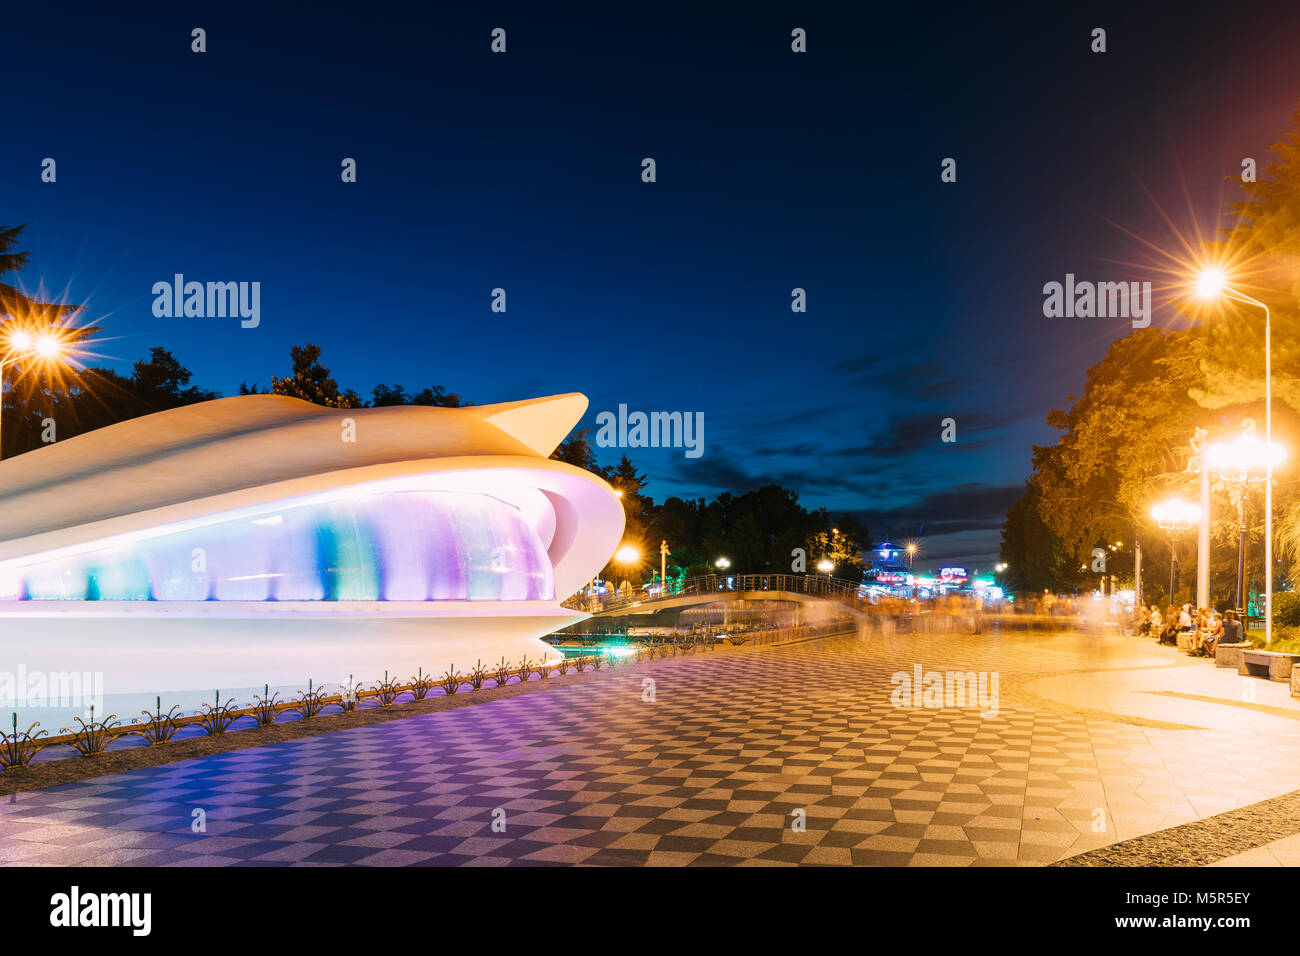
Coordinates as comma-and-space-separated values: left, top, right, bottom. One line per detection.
1221, 610, 1243, 646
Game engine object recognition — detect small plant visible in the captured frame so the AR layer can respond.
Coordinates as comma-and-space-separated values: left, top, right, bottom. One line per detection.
557, 656, 571, 676
63, 706, 121, 758
537, 658, 551, 679
339, 676, 359, 712
440, 666, 462, 696
133, 697, 183, 745
292, 679, 329, 719
493, 657, 511, 687
196, 690, 239, 736
251, 684, 285, 726
468, 660, 487, 692
590, 652, 603, 671
515, 656, 533, 683
410, 667, 434, 701
1, 713, 47, 769
374, 670, 401, 707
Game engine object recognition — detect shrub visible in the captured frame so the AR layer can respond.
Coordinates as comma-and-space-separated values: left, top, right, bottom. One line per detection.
1272, 591, 1300, 627
64, 707, 122, 757
1, 713, 47, 769
197, 691, 239, 735
291, 679, 329, 719
134, 697, 184, 744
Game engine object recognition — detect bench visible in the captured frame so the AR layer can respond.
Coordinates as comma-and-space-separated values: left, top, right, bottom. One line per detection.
1293, 668, 1300, 699
1239, 649, 1300, 682
1215, 642, 1252, 669
1176, 632, 1196, 653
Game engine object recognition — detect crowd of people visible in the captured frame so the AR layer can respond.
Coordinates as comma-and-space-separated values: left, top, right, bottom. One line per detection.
1134, 603, 1243, 656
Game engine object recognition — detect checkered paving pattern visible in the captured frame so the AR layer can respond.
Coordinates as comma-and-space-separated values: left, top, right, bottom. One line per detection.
4, 629, 1300, 866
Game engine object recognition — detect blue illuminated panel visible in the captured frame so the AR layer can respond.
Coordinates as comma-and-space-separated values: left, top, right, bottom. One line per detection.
0, 490, 554, 602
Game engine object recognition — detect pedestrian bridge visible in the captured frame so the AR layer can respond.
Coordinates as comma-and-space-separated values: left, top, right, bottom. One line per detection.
563, 573, 871, 620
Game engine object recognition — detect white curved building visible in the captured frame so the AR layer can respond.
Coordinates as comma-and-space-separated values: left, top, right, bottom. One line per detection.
0, 392, 623, 723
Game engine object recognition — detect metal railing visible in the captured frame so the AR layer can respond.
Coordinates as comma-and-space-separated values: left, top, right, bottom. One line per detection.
563, 573, 871, 615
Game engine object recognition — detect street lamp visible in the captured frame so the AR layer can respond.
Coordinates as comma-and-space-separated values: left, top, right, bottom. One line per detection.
0, 326, 72, 460
906, 542, 917, 568
714, 557, 730, 570
1205, 432, 1286, 627
816, 558, 834, 578
611, 544, 641, 601
1150, 498, 1199, 605
1194, 269, 1279, 642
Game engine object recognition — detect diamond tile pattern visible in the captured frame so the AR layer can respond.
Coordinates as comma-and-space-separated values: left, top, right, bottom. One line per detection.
3, 630, 1300, 866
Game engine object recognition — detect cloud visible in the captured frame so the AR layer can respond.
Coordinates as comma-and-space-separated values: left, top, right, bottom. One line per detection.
831, 354, 968, 399
845, 482, 1023, 539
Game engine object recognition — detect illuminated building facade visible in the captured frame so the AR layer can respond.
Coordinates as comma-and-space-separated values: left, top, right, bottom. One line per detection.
0, 392, 623, 722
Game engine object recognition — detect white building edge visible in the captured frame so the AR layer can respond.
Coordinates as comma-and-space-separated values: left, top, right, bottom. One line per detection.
0, 392, 623, 723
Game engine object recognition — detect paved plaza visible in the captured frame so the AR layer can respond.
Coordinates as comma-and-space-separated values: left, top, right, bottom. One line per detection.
3, 627, 1300, 866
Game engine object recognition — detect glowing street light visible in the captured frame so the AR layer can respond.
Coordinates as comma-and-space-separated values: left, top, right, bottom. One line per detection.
1194, 266, 1228, 300
0, 326, 74, 460
1204, 433, 1286, 481
614, 545, 641, 564
1206, 431, 1287, 622
816, 558, 834, 577
1192, 267, 1280, 642
906, 542, 917, 568
714, 557, 730, 570
1151, 497, 1200, 604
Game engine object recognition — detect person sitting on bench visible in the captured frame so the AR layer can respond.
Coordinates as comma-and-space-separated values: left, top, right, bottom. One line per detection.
1159, 605, 1180, 645
1220, 610, 1242, 647
1197, 612, 1224, 656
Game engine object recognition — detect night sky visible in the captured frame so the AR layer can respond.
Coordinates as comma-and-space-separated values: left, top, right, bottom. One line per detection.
7, 0, 1300, 571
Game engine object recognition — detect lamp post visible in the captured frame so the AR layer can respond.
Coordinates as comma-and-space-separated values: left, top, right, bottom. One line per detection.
1205, 430, 1286, 629
816, 558, 834, 588
659, 539, 670, 594
1150, 498, 1199, 604
1195, 270, 1279, 642
614, 543, 640, 583
907, 543, 917, 568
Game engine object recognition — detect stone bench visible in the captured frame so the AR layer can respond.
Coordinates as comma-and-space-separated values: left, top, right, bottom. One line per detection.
1239, 649, 1300, 682
1215, 642, 1252, 669
1293, 667, 1300, 698
1176, 632, 1196, 653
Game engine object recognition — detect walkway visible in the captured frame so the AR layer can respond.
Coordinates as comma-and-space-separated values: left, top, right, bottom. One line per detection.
2, 628, 1299, 866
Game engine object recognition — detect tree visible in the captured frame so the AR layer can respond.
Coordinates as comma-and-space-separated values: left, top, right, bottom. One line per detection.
1002, 98, 1300, 601
2, 347, 218, 458
371, 383, 464, 407
132, 347, 219, 409
270, 344, 362, 408
0, 224, 84, 324
1001, 327, 1267, 601
551, 429, 597, 471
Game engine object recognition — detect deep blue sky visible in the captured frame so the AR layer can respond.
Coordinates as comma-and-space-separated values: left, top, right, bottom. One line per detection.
6, 0, 1300, 570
